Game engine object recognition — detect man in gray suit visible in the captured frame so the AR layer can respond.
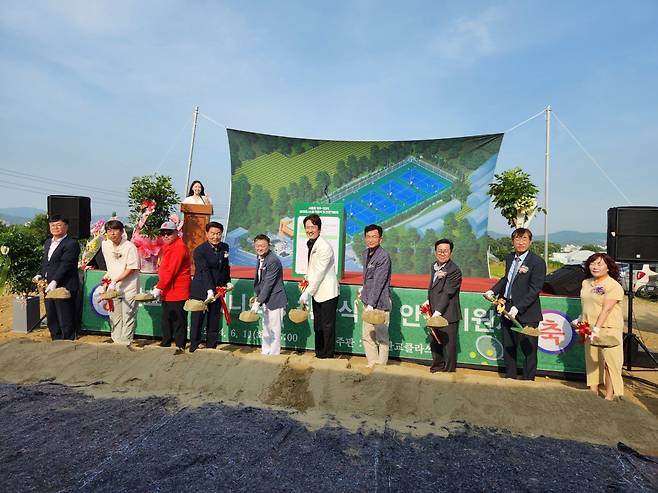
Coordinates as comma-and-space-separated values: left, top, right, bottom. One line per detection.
427, 238, 462, 373
360, 224, 392, 367
250, 234, 288, 355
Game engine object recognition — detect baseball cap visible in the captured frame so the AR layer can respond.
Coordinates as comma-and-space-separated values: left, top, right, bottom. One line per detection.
160, 221, 177, 231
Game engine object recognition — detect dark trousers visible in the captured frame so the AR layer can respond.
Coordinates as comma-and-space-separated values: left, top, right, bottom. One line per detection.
190, 301, 221, 349
161, 300, 187, 349
502, 319, 539, 380
312, 296, 339, 358
430, 322, 457, 372
45, 296, 77, 340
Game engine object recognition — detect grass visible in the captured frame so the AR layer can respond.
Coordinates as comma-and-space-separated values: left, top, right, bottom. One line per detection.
489, 260, 563, 279
234, 141, 391, 197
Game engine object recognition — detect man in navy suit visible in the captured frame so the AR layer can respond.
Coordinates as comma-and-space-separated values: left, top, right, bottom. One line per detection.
37, 215, 81, 340
250, 234, 288, 355
427, 238, 462, 373
189, 221, 230, 352
487, 228, 547, 380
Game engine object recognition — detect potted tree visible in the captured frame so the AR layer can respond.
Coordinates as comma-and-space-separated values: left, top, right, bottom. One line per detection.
128, 175, 180, 272
0, 228, 44, 332
488, 167, 544, 229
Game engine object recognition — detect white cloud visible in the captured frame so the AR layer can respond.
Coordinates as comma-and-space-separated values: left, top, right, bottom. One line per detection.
430, 7, 502, 62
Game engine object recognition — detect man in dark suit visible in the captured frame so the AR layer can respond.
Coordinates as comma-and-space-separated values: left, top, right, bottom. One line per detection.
427, 238, 462, 373
250, 234, 287, 355
188, 221, 230, 352
37, 215, 81, 340
487, 228, 547, 380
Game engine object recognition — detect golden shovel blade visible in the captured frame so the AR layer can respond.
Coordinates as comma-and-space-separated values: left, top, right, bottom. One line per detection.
239, 311, 260, 323
45, 287, 71, 300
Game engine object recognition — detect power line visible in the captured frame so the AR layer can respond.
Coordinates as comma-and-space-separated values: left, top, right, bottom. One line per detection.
0, 181, 126, 208
0, 167, 127, 198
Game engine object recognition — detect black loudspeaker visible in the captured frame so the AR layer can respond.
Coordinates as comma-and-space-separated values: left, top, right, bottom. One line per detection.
543, 265, 586, 297
47, 195, 91, 239
607, 206, 658, 263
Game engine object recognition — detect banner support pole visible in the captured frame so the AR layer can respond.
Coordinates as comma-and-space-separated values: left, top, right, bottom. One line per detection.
184, 106, 199, 196
544, 105, 551, 263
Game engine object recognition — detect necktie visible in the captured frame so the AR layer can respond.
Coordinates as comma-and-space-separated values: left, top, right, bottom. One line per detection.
433, 263, 444, 282
505, 256, 521, 298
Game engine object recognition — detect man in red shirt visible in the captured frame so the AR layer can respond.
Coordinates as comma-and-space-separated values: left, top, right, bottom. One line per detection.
151, 221, 191, 353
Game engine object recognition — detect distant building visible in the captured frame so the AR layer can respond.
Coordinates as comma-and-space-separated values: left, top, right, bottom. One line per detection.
551, 250, 594, 265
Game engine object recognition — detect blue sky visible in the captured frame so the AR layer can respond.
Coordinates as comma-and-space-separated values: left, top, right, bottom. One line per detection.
1, 1, 656, 234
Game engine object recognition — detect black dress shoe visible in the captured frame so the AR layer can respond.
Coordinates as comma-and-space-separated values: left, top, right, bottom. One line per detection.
174, 347, 184, 355
430, 366, 441, 373
189, 346, 197, 353
159, 342, 171, 348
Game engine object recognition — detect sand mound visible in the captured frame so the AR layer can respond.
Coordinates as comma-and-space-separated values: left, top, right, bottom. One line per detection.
0, 339, 657, 456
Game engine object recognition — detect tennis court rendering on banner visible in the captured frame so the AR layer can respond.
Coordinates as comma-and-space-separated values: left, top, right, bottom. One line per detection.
343, 161, 452, 235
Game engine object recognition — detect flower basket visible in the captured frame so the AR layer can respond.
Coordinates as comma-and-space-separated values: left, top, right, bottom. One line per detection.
132, 231, 164, 273
128, 175, 181, 273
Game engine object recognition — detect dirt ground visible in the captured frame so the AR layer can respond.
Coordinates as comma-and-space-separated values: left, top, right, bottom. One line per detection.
0, 295, 656, 491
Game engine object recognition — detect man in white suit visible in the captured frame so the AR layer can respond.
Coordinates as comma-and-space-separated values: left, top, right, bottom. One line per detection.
299, 214, 340, 358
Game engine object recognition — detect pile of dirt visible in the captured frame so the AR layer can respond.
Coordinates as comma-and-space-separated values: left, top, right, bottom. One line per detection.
0, 339, 656, 457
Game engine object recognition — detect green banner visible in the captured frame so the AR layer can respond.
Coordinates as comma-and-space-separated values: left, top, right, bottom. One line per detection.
81, 270, 584, 373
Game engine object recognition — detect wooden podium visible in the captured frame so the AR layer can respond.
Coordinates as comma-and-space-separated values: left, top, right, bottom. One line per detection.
181, 203, 213, 273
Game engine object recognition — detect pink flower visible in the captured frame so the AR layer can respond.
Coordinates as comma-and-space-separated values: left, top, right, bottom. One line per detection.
131, 232, 164, 257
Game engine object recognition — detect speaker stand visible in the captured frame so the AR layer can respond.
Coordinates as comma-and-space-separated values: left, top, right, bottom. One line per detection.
624, 333, 658, 369
624, 264, 658, 371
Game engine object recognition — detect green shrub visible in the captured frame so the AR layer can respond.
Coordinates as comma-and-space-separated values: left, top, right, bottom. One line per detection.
0, 228, 43, 297
128, 175, 180, 239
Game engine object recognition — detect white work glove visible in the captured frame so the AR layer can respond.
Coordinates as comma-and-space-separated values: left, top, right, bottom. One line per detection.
570, 317, 581, 328
226, 282, 233, 290
97, 283, 106, 294
507, 306, 519, 319
32, 274, 42, 283
299, 290, 309, 305
591, 326, 601, 340
432, 311, 441, 317
150, 287, 161, 299
45, 280, 57, 293
108, 281, 117, 291
365, 305, 373, 311
250, 301, 260, 313
485, 290, 494, 298
357, 287, 363, 299
206, 289, 215, 302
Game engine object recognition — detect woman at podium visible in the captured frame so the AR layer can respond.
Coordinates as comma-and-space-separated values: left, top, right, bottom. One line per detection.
183, 180, 212, 205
